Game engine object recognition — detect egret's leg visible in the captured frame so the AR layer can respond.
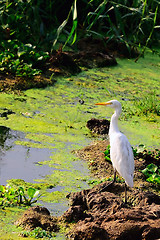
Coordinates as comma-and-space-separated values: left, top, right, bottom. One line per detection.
113, 169, 116, 183
99, 169, 116, 193
124, 183, 127, 204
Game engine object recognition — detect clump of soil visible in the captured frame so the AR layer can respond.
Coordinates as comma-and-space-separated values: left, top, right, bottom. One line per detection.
15, 206, 59, 232
75, 140, 111, 179
69, 50, 117, 69
0, 73, 53, 92
86, 118, 110, 134
48, 47, 81, 75
62, 186, 160, 240
38, 39, 118, 76
77, 37, 139, 59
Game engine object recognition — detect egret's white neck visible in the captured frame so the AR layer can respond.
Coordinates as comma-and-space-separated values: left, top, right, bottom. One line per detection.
109, 108, 121, 135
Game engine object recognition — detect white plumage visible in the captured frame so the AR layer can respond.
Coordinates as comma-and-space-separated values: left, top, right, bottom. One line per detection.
95, 99, 134, 202
110, 132, 134, 187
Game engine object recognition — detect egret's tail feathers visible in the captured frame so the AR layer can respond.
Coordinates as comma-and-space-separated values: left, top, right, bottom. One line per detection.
125, 175, 134, 188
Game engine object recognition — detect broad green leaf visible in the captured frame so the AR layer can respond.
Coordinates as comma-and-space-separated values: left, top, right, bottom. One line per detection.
147, 163, 158, 173
27, 187, 37, 199
147, 173, 160, 184
27, 187, 39, 199
0, 185, 5, 193
104, 149, 110, 155
141, 168, 150, 177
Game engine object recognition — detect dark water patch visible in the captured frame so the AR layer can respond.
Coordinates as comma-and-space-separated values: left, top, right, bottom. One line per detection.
0, 145, 53, 185
72, 160, 90, 174
0, 126, 53, 185
47, 186, 64, 193
37, 200, 69, 216
0, 126, 23, 152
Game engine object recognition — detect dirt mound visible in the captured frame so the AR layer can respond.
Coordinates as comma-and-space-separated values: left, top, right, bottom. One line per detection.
15, 206, 59, 232
0, 73, 53, 92
75, 140, 113, 180
77, 37, 139, 59
62, 186, 160, 240
86, 118, 110, 134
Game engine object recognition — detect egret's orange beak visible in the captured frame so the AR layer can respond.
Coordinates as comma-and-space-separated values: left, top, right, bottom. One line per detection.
95, 102, 112, 106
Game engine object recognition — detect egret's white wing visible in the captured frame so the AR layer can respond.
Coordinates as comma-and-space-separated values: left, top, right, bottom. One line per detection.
110, 132, 134, 187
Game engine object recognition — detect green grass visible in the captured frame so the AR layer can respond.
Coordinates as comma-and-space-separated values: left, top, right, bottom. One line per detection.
134, 91, 160, 116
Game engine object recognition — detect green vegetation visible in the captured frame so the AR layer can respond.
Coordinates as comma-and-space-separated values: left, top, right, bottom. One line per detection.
104, 145, 111, 162
21, 227, 54, 239
134, 91, 160, 116
142, 163, 160, 184
0, 49, 159, 238
0, 185, 41, 208
88, 176, 124, 186
132, 144, 160, 160
132, 145, 160, 185
0, 40, 49, 78
0, 0, 160, 78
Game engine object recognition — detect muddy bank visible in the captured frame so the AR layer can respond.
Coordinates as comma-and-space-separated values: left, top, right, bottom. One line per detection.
75, 140, 160, 191
15, 140, 160, 239
16, 188, 160, 240
0, 73, 53, 92
63, 186, 160, 240
63, 140, 160, 240
0, 37, 139, 91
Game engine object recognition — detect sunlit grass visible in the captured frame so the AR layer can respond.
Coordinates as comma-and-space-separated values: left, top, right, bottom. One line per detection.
134, 91, 160, 116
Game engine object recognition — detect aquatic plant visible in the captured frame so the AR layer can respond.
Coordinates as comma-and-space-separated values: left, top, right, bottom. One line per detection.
132, 145, 160, 185
133, 144, 160, 160
142, 163, 160, 184
0, 40, 49, 77
21, 227, 54, 239
0, 185, 41, 208
132, 144, 146, 157
104, 145, 111, 162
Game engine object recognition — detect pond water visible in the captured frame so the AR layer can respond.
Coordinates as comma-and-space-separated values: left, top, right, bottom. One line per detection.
0, 124, 91, 215
0, 127, 50, 183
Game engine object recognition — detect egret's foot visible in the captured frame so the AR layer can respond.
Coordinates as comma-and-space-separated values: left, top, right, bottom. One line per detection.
121, 201, 128, 208
98, 180, 114, 193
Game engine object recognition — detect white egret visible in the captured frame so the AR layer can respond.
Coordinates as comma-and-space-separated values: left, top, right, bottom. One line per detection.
95, 100, 134, 203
